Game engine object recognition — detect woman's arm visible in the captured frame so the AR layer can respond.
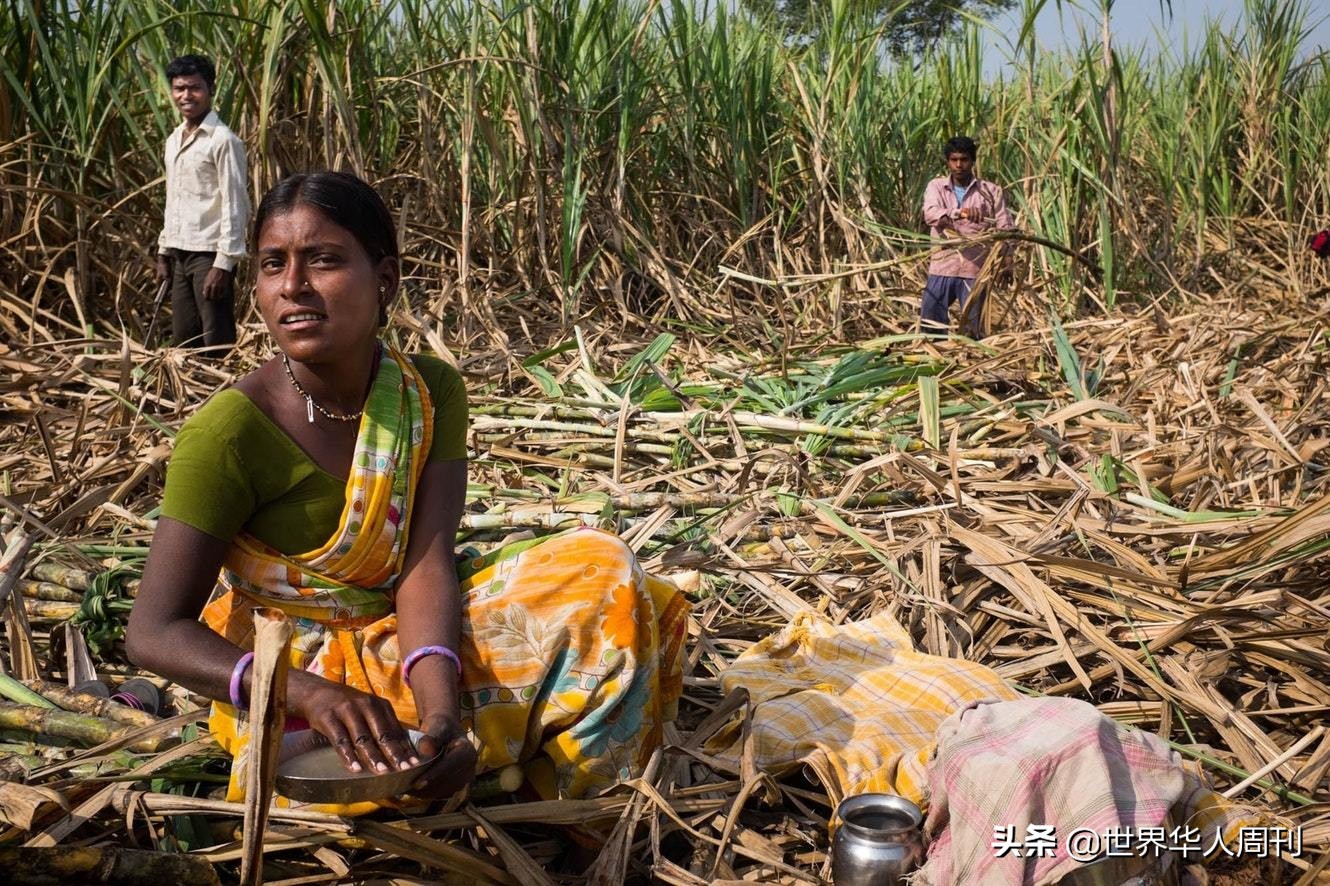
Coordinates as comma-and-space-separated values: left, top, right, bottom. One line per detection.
391, 458, 477, 795
125, 518, 249, 698
126, 518, 416, 774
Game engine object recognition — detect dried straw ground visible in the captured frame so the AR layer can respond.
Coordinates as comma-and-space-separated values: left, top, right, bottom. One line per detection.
2, 273, 1330, 884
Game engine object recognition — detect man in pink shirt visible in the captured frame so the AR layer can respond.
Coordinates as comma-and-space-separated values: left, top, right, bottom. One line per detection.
920, 136, 1015, 338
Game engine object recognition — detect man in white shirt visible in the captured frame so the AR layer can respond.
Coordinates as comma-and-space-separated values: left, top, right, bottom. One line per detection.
155, 55, 250, 351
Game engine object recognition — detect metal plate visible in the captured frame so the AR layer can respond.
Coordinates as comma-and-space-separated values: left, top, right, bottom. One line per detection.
275, 728, 439, 804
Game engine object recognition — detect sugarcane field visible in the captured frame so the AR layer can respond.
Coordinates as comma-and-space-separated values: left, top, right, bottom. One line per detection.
3, 0, 1330, 884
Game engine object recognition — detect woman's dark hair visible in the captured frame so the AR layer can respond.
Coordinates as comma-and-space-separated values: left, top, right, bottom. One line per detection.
253, 172, 399, 263
165, 55, 216, 91
943, 135, 978, 160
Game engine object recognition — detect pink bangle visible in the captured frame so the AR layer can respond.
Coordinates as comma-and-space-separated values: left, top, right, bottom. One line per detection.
229, 651, 255, 709
402, 645, 461, 687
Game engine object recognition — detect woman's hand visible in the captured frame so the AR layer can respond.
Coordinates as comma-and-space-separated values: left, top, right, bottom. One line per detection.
410, 712, 477, 799
296, 678, 417, 774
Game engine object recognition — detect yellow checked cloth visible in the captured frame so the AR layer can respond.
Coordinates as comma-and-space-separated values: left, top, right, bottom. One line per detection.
705, 611, 1020, 804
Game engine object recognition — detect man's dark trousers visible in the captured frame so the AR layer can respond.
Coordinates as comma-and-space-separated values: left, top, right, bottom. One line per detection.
921, 274, 985, 338
169, 248, 235, 350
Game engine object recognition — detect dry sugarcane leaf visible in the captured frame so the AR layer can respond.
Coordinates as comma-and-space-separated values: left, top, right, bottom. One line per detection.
351, 819, 518, 884
239, 608, 294, 886
194, 826, 343, 863
0, 782, 68, 829
1290, 731, 1330, 793
585, 749, 662, 886
948, 523, 1095, 692
1, 532, 40, 682
1189, 492, 1330, 575
61, 622, 97, 688
466, 806, 557, 886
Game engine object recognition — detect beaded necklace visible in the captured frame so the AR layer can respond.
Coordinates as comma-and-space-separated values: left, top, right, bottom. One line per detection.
282, 352, 365, 424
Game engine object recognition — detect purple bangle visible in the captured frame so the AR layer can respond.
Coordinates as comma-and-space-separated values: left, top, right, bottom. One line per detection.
402, 645, 461, 687
229, 651, 255, 710
109, 690, 145, 712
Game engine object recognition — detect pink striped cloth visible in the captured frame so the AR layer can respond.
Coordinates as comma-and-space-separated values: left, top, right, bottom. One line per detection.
913, 697, 1265, 885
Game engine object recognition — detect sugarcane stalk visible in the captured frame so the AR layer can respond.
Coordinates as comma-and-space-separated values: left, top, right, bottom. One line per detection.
0, 701, 137, 748
29, 562, 94, 592
549, 450, 618, 469
492, 434, 1017, 467
0, 728, 53, 744
0, 674, 57, 710
0, 531, 36, 608
460, 512, 601, 532
472, 395, 621, 410
71, 544, 149, 559
0, 847, 221, 886
732, 525, 802, 544
21, 679, 159, 728
457, 511, 817, 542
481, 434, 676, 456
465, 490, 919, 527
473, 401, 615, 419
471, 415, 676, 442
22, 599, 79, 620
18, 580, 82, 603
721, 410, 922, 446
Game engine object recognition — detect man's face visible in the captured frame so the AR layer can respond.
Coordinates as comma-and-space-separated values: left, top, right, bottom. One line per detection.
947, 152, 975, 181
171, 74, 212, 122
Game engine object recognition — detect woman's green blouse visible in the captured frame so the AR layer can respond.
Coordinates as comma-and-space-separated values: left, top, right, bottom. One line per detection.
160, 354, 467, 555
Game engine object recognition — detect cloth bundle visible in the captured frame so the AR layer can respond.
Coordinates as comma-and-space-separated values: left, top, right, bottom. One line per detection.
707, 611, 1265, 885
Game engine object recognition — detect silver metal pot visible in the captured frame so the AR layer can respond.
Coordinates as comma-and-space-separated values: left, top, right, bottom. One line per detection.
830, 793, 926, 885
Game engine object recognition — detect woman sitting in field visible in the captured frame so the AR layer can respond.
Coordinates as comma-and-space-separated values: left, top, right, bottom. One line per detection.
125, 171, 688, 811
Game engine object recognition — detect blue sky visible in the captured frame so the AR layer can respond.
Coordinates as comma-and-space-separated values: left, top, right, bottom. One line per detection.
979, 0, 1330, 73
